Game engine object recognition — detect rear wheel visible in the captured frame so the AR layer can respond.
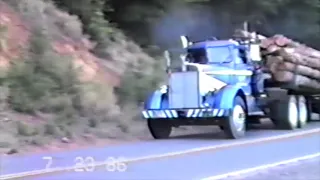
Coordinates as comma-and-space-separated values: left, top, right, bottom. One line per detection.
297, 96, 308, 128
223, 96, 247, 139
270, 95, 298, 130
148, 119, 172, 139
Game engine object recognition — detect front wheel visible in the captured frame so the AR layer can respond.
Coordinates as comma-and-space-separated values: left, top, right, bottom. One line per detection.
148, 119, 172, 139
223, 96, 247, 139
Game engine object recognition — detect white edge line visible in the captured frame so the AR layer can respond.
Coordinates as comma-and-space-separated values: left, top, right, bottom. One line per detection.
0, 128, 319, 179
201, 152, 320, 180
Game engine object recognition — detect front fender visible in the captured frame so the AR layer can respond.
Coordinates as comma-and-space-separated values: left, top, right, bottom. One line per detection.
144, 89, 168, 110
213, 85, 245, 109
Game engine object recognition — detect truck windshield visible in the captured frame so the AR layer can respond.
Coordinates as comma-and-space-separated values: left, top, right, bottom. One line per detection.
207, 46, 231, 63
186, 47, 231, 64
186, 48, 208, 64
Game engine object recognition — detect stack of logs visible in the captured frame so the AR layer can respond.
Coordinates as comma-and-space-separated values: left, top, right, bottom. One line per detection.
234, 29, 320, 92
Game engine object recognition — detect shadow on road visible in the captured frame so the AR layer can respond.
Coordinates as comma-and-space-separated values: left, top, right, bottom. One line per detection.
169, 119, 320, 140
169, 120, 276, 140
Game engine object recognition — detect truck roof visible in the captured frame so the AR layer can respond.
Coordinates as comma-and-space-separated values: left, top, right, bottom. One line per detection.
188, 40, 239, 49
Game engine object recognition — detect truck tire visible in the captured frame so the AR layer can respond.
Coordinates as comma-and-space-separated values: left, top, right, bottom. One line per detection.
223, 96, 246, 139
270, 95, 298, 130
148, 119, 172, 139
297, 96, 308, 128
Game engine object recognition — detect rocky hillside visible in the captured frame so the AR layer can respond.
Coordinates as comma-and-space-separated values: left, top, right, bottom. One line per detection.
0, 0, 160, 154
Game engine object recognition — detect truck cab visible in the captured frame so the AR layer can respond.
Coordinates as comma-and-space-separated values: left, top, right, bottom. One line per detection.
142, 37, 264, 140
185, 40, 255, 94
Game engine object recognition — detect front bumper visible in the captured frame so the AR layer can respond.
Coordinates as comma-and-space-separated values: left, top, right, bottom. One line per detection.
142, 108, 228, 119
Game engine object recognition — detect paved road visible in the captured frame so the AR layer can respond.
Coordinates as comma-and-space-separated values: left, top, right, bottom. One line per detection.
0, 122, 318, 174
231, 157, 320, 180
0, 121, 317, 180
24, 129, 320, 180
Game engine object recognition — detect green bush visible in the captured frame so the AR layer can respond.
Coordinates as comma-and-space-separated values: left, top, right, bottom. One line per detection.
5, 26, 80, 114
1, 25, 121, 142
5, 0, 84, 41
52, 0, 115, 58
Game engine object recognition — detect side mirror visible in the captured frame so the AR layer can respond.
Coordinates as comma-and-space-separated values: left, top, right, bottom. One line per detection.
249, 44, 261, 61
180, 35, 189, 48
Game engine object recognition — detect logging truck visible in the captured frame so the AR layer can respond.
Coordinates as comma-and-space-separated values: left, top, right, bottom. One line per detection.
141, 32, 320, 139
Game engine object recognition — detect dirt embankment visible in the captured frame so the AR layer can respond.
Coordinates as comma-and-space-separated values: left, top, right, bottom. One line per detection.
0, 1, 120, 87
0, 0, 157, 154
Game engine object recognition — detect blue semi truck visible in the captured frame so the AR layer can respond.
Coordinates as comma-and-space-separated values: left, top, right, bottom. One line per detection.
141, 33, 320, 139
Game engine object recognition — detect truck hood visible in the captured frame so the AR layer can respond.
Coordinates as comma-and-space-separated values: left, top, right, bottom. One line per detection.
198, 71, 227, 95
185, 62, 231, 74
159, 70, 227, 96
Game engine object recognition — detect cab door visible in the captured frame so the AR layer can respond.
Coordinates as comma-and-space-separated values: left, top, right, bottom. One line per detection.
232, 48, 253, 94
